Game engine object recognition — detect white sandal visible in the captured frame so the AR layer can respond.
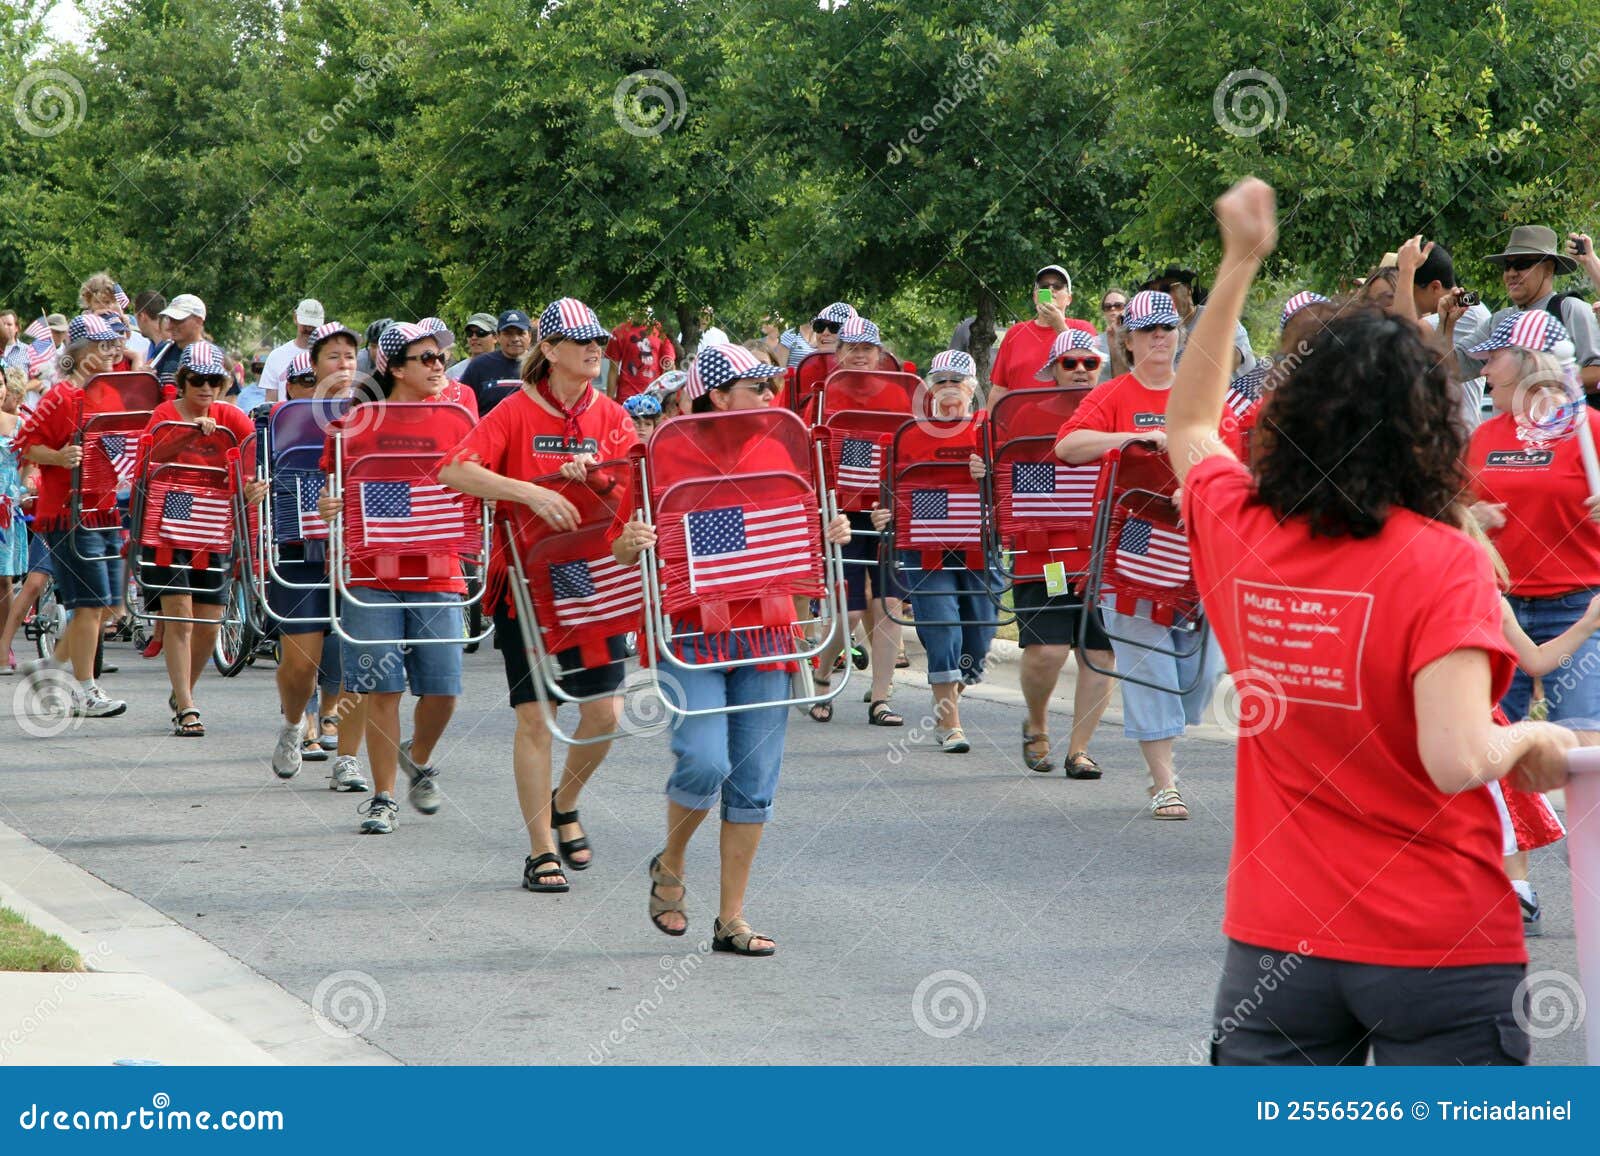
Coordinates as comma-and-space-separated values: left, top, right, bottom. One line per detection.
937, 727, 970, 754
1149, 786, 1189, 820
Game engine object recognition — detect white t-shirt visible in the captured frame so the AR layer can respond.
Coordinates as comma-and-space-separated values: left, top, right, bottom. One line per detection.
259, 339, 305, 401
123, 331, 152, 361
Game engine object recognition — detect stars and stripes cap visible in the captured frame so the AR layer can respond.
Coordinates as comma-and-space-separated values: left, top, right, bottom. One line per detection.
308, 320, 361, 359
375, 321, 437, 374
928, 350, 977, 381
97, 310, 129, 336
286, 350, 316, 381
1120, 290, 1181, 331
66, 313, 119, 343
415, 316, 456, 350
682, 343, 784, 401
1279, 291, 1328, 329
537, 298, 609, 343
1034, 328, 1101, 380
1468, 310, 1571, 356
811, 301, 858, 327
837, 316, 882, 346
178, 340, 227, 377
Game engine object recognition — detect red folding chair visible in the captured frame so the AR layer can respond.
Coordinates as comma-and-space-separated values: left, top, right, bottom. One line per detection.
1079, 439, 1209, 692
71, 372, 163, 562
327, 401, 491, 644
988, 387, 1101, 585
639, 408, 846, 718
259, 397, 347, 627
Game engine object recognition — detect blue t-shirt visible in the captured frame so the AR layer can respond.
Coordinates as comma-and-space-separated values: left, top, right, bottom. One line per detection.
459, 350, 523, 413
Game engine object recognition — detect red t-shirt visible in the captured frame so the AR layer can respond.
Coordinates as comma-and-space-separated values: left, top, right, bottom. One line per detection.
1183, 454, 1523, 967
1055, 371, 1170, 442
989, 318, 1097, 396
438, 378, 480, 419
12, 380, 128, 532
141, 399, 255, 449
443, 387, 638, 613
605, 322, 677, 402
1466, 409, 1600, 597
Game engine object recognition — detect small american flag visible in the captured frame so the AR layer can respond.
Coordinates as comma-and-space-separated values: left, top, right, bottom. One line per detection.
113, 284, 131, 310
686, 503, 812, 593
23, 317, 50, 341
908, 488, 983, 546
272, 473, 327, 542
549, 555, 641, 629
837, 438, 881, 488
1113, 517, 1189, 588
1010, 462, 1097, 520
26, 337, 54, 375
356, 481, 468, 547
158, 489, 232, 551
99, 434, 139, 484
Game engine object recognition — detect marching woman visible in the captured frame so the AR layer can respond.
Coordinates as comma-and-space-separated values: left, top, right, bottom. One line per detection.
137, 341, 266, 735
1055, 290, 1225, 819
14, 314, 134, 718
0, 369, 31, 664
317, 323, 467, 835
267, 323, 370, 791
1169, 177, 1575, 1065
611, 343, 851, 954
869, 350, 996, 753
439, 298, 639, 892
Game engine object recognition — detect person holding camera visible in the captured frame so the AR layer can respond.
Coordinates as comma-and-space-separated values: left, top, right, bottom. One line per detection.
1466, 227, 1600, 396
988, 264, 1097, 406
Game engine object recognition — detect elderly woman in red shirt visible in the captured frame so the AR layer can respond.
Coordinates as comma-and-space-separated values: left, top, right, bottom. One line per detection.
1166, 177, 1575, 1065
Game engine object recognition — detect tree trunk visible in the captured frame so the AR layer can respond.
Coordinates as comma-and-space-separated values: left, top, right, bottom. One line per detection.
969, 284, 998, 390
675, 302, 701, 360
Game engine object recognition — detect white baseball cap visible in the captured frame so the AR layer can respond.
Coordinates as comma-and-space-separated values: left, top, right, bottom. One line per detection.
159, 293, 207, 322
294, 298, 325, 326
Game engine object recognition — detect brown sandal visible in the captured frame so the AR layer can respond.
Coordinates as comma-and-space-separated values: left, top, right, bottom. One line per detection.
712, 916, 776, 956
1064, 751, 1103, 780
648, 853, 687, 936
1022, 730, 1053, 773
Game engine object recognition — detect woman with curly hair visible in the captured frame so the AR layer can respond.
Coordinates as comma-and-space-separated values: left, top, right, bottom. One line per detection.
1167, 177, 1575, 1066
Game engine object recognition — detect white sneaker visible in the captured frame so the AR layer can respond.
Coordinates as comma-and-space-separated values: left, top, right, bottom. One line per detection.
72, 686, 127, 718
358, 792, 399, 834
272, 721, 304, 780
329, 755, 369, 793
399, 739, 442, 815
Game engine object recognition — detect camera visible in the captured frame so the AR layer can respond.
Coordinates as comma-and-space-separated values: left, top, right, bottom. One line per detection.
1455, 290, 1480, 307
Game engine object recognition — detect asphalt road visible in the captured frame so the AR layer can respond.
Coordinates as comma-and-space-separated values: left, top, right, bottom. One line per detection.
1, 636, 1585, 1065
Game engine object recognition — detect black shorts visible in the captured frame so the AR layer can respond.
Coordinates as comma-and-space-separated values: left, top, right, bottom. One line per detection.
1012, 579, 1109, 650
1210, 939, 1529, 1066
139, 548, 227, 607
494, 608, 627, 708
266, 558, 331, 634
843, 510, 905, 610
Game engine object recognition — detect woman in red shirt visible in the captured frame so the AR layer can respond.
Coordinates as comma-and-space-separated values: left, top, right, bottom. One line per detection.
439, 298, 640, 894
1167, 177, 1575, 1065
137, 341, 265, 735
612, 343, 850, 955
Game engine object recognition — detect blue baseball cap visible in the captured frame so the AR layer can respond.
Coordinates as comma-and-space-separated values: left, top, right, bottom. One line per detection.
497, 309, 533, 333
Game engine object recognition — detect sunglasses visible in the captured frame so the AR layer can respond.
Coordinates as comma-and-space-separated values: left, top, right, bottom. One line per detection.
466, 327, 490, 338
565, 336, 605, 348
1136, 323, 1179, 333
812, 320, 842, 334
1036, 281, 1068, 292
1503, 256, 1549, 272
1101, 301, 1126, 312
401, 350, 449, 367
1057, 356, 1102, 371
722, 380, 778, 395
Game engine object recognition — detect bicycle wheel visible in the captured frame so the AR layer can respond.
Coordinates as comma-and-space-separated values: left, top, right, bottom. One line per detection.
27, 580, 66, 660
211, 577, 260, 677
124, 571, 152, 651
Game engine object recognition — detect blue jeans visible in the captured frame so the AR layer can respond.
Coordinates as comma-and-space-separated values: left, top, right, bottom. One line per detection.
898, 553, 999, 685
46, 528, 122, 609
338, 589, 464, 696
1501, 587, 1600, 726
1101, 606, 1223, 741
665, 663, 790, 823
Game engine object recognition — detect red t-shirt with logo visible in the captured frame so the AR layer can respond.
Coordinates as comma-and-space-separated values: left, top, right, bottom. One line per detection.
443, 387, 638, 614
605, 322, 677, 402
1055, 372, 1172, 441
1466, 409, 1600, 596
989, 319, 1097, 396
1183, 454, 1523, 967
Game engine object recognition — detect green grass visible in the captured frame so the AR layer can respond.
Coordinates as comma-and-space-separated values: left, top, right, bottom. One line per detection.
0, 906, 82, 972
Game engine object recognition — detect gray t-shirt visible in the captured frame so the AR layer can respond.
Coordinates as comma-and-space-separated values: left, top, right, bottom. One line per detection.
1474, 294, 1600, 372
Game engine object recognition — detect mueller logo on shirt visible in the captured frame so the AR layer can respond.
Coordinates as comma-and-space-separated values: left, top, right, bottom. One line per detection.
1485, 449, 1554, 468
1133, 413, 1166, 429
376, 436, 437, 452
533, 436, 600, 456
932, 446, 970, 461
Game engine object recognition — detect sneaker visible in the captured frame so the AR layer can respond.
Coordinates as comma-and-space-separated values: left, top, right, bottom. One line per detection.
271, 721, 304, 780
300, 736, 329, 763
317, 718, 338, 752
100, 663, 119, 675
399, 739, 442, 815
358, 793, 399, 834
72, 686, 127, 718
1520, 889, 1543, 937
329, 755, 369, 793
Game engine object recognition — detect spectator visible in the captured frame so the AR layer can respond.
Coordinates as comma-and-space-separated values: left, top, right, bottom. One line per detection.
130, 291, 167, 353
24, 314, 70, 408
259, 298, 325, 403
679, 304, 728, 355
605, 312, 677, 401
447, 312, 498, 379
459, 309, 532, 414
1093, 288, 1129, 381
356, 317, 394, 379
77, 272, 118, 315
149, 295, 207, 383
0, 310, 25, 372
1473, 226, 1600, 395
988, 264, 1096, 406
807, 302, 857, 355
1142, 264, 1256, 377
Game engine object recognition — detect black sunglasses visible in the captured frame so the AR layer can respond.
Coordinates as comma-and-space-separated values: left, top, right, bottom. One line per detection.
1503, 256, 1549, 272
400, 350, 449, 367
465, 327, 490, 338
1137, 323, 1179, 333
720, 380, 778, 395
562, 336, 605, 348
1102, 301, 1126, 311
812, 320, 841, 334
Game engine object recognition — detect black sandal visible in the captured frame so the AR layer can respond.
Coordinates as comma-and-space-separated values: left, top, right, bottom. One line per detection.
807, 677, 833, 723
868, 700, 903, 726
522, 852, 570, 893
1064, 751, 1103, 780
550, 792, 592, 871
712, 916, 776, 956
648, 853, 687, 936
172, 708, 205, 737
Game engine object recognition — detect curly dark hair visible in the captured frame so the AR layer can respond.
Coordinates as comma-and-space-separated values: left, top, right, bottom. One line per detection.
1252, 305, 1465, 539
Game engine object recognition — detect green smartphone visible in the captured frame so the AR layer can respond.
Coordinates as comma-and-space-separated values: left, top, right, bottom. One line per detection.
1035, 287, 1053, 306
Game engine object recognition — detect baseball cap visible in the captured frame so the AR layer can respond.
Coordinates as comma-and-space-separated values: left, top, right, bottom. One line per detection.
812, 301, 858, 327
1034, 329, 1101, 380
534, 300, 606, 343
308, 321, 361, 359
286, 350, 316, 381
682, 344, 784, 401
1121, 290, 1182, 331
1035, 264, 1072, 291
465, 312, 498, 334
498, 308, 534, 333
67, 313, 118, 343
178, 340, 227, 377
837, 316, 882, 346
375, 322, 439, 374
97, 310, 129, 336
46, 313, 69, 332
294, 298, 325, 326
1279, 291, 1329, 329
928, 350, 977, 381
416, 316, 456, 350
1468, 311, 1571, 357
160, 294, 207, 322
365, 318, 395, 346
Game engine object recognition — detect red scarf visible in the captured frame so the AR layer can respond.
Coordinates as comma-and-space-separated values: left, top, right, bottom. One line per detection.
536, 379, 595, 445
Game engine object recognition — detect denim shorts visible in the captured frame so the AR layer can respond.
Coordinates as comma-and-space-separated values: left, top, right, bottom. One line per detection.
897, 553, 999, 685
46, 528, 123, 610
1500, 587, 1600, 727
338, 588, 464, 696
1101, 605, 1223, 742
664, 663, 790, 823
27, 532, 53, 577
267, 559, 331, 635
842, 511, 905, 610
